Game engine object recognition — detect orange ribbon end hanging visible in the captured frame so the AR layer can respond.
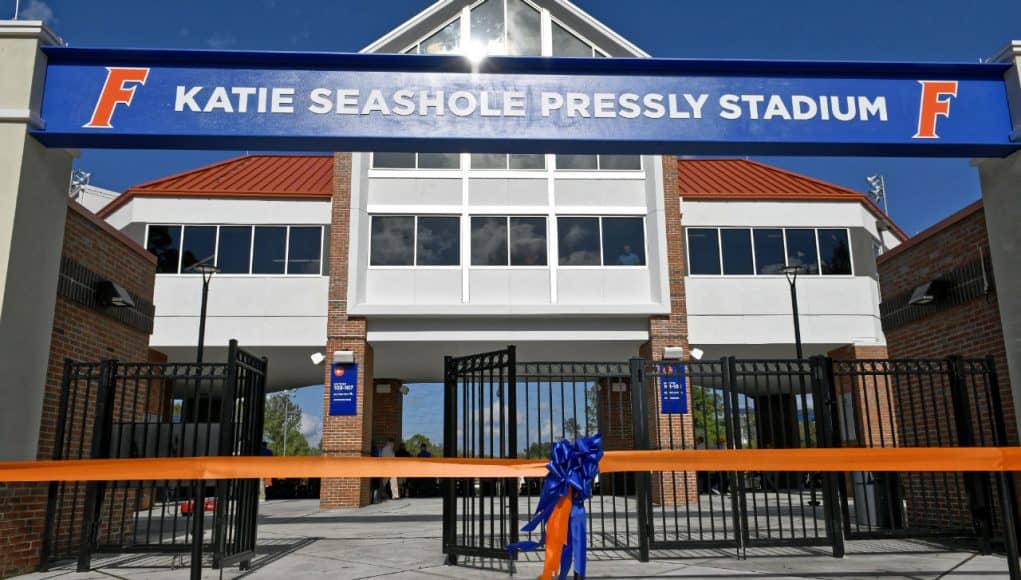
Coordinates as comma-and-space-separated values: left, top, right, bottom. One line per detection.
540, 492, 574, 580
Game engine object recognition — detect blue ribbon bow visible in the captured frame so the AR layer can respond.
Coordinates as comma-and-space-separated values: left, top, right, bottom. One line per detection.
508, 433, 604, 579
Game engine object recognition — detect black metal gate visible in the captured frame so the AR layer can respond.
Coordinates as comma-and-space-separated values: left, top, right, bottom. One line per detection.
442, 347, 1019, 566
637, 358, 840, 555
41, 339, 267, 572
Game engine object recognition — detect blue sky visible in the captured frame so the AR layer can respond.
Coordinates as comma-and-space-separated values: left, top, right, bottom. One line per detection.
10, 0, 1020, 445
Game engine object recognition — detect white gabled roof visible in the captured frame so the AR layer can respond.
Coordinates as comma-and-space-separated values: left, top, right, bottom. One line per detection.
361, 0, 649, 57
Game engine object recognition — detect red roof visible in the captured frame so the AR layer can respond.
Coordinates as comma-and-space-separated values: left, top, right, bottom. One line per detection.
98, 154, 333, 217
678, 158, 906, 240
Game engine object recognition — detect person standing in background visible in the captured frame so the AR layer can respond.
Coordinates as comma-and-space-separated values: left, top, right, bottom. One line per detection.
381, 438, 399, 500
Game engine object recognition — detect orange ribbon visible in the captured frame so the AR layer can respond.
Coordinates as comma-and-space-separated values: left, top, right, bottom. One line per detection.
541, 492, 573, 580
1, 447, 1021, 483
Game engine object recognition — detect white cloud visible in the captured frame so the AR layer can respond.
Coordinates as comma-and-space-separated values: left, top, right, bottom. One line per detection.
299, 412, 322, 446
206, 33, 237, 50
19, 0, 55, 24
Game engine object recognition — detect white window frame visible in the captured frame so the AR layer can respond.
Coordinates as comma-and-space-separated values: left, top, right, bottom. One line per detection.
468, 214, 549, 269
145, 223, 325, 277
684, 226, 855, 278
555, 215, 648, 269
368, 214, 462, 269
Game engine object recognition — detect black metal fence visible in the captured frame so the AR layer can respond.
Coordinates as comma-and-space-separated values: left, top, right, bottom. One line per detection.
40, 340, 266, 575
442, 347, 1020, 569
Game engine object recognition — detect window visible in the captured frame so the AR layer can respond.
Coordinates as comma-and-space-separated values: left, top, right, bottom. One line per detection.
471, 216, 508, 266
557, 217, 600, 266
602, 217, 645, 266
510, 217, 547, 266
147, 224, 324, 275
785, 228, 819, 274
419, 17, 460, 55
687, 228, 721, 275
146, 225, 181, 274
180, 225, 216, 273
555, 154, 641, 171
754, 229, 786, 275
371, 152, 460, 169
505, 0, 541, 56
559, 216, 646, 266
721, 229, 753, 275
287, 227, 323, 274
370, 216, 461, 266
217, 226, 252, 274
552, 21, 594, 57
818, 229, 852, 275
417, 216, 460, 266
252, 226, 287, 274
688, 227, 854, 277
370, 216, 415, 266
471, 216, 547, 266
470, 153, 545, 170
471, 0, 505, 55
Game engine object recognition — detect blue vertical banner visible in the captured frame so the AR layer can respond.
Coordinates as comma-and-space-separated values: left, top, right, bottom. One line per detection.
329, 363, 358, 416
659, 363, 688, 415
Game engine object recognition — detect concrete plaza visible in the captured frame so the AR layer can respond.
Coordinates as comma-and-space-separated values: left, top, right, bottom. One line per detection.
17, 498, 1013, 579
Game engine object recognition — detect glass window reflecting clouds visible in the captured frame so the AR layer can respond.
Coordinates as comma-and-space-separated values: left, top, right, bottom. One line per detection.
557, 217, 600, 266
510, 217, 547, 266
370, 216, 415, 266
417, 217, 460, 266
471, 216, 509, 266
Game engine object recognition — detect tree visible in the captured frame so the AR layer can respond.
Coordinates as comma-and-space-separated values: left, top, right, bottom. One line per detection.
524, 440, 552, 459
264, 393, 313, 456
404, 433, 443, 457
691, 385, 726, 448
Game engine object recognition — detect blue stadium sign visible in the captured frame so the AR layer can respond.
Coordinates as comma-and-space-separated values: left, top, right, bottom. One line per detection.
33, 47, 1019, 156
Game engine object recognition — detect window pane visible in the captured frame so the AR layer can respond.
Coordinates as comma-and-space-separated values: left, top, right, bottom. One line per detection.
418, 152, 460, 169
180, 225, 216, 273
509, 154, 545, 169
785, 228, 819, 274
510, 217, 547, 266
506, 0, 541, 56
417, 216, 460, 266
471, 153, 507, 169
552, 22, 592, 57
754, 229, 786, 274
556, 154, 598, 170
602, 217, 645, 266
252, 226, 287, 274
147, 225, 182, 274
470, 0, 505, 55
599, 155, 642, 170
819, 229, 852, 275
558, 217, 600, 265
370, 216, 414, 266
216, 226, 252, 274
421, 17, 460, 55
373, 152, 415, 168
721, 229, 754, 275
687, 228, 720, 275
287, 227, 322, 274
471, 216, 508, 266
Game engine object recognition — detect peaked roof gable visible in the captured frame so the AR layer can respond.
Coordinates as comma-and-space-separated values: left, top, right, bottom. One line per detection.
677, 158, 907, 240
361, 0, 649, 57
97, 155, 333, 217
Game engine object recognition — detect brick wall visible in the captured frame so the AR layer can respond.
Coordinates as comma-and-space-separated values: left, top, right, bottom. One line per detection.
646, 158, 697, 505
321, 153, 374, 509
0, 202, 155, 578
876, 202, 1015, 533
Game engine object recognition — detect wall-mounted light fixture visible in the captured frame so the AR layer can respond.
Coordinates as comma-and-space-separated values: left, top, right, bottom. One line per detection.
94, 280, 134, 308
690, 347, 704, 361
310, 352, 325, 365
333, 350, 355, 364
663, 346, 684, 360
908, 278, 951, 306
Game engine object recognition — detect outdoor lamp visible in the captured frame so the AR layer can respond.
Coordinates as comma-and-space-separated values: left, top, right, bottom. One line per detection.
663, 346, 684, 360
95, 280, 135, 308
690, 347, 705, 361
333, 350, 355, 364
908, 278, 951, 306
310, 352, 325, 365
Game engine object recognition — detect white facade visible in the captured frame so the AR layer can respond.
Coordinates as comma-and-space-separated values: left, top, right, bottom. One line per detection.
99, 0, 902, 386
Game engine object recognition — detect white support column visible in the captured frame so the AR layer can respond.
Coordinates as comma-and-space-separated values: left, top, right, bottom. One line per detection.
0, 20, 74, 461
976, 40, 1021, 434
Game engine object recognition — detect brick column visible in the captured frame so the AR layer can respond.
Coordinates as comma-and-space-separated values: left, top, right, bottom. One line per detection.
646, 157, 696, 506
321, 153, 374, 510
371, 381, 404, 445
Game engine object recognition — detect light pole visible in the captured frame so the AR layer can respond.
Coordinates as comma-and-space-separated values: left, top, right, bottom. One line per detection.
188, 258, 219, 365
783, 264, 820, 506
782, 264, 805, 360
